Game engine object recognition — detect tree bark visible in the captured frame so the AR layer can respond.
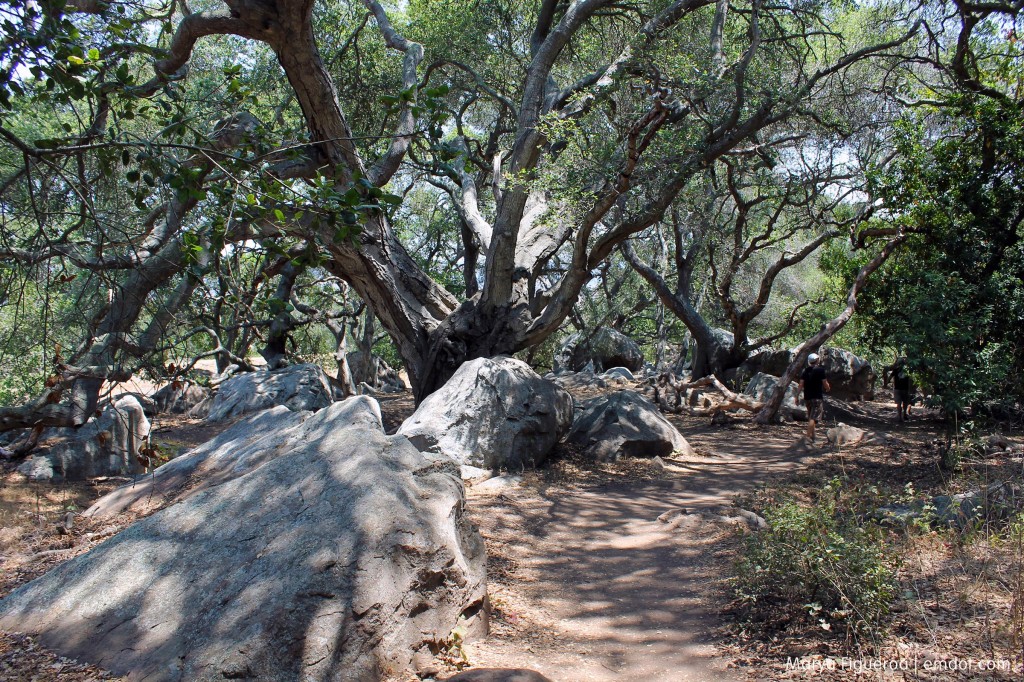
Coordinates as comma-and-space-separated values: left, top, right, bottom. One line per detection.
621, 240, 741, 378
260, 262, 302, 370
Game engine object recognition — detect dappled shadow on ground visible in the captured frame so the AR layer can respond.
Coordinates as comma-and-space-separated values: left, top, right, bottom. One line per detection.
1, 423, 485, 682
461, 393, 974, 681
464, 421, 807, 681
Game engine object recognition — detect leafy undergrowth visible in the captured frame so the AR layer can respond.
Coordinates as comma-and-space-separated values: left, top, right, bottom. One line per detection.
723, 407, 1024, 680
732, 478, 899, 642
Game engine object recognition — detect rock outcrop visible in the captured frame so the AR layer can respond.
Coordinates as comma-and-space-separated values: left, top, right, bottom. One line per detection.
151, 381, 212, 416
555, 327, 644, 372
817, 347, 876, 400
745, 347, 875, 401
17, 395, 151, 482
85, 405, 319, 519
568, 390, 694, 461
743, 372, 806, 422
399, 357, 573, 470
546, 368, 607, 391
1, 396, 487, 682
205, 363, 334, 422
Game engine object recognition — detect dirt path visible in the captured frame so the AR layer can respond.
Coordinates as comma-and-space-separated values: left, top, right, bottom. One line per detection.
462, 420, 820, 681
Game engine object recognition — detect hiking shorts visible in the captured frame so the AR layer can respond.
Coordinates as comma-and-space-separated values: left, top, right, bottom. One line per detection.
806, 398, 824, 421
894, 389, 911, 406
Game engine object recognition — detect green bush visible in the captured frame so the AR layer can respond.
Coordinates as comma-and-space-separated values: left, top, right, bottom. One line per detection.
734, 479, 898, 641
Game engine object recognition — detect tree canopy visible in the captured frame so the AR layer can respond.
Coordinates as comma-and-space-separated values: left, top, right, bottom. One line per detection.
0, 0, 1020, 430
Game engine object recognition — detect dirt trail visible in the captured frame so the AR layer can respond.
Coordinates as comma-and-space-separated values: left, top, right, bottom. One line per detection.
463, 421, 818, 682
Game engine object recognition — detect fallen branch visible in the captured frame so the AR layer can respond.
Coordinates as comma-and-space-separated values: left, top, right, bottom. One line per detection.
651, 372, 762, 416
706, 375, 763, 413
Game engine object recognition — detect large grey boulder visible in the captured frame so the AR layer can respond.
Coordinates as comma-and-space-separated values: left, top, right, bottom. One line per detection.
602, 366, 635, 381
555, 327, 644, 372
84, 405, 315, 519
113, 391, 158, 416
875, 482, 1022, 531
151, 381, 213, 416
743, 372, 806, 422
568, 390, 694, 461
205, 363, 334, 422
1, 396, 487, 682
743, 348, 791, 377
818, 347, 876, 400
546, 368, 607, 391
17, 395, 151, 482
399, 357, 573, 470
932, 482, 1022, 529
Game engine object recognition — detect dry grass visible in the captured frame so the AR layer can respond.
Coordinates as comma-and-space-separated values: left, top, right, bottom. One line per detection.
0, 632, 118, 681
0, 469, 128, 681
0, 472, 126, 596
720, 398, 1024, 681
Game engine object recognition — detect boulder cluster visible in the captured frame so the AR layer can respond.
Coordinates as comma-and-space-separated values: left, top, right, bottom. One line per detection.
0, 334, 699, 681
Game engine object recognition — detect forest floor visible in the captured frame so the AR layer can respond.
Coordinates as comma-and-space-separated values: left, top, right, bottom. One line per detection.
454, 413, 808, 681
448, 392, 1024, 681
1, 384, 1022, 681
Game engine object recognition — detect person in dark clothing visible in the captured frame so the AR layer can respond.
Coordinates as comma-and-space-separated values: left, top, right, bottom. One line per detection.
885, 357, 914, 422
799, 352, 830, 444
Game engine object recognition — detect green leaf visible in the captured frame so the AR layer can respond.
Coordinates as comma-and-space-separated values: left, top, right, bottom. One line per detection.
87, 48, 100, 61
343, 188, 361, 205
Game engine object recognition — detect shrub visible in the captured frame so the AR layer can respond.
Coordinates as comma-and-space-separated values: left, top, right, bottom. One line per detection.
734, 479, 898, 642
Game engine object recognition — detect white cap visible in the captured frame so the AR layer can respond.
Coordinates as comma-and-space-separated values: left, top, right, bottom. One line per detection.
808, 353, 820, 364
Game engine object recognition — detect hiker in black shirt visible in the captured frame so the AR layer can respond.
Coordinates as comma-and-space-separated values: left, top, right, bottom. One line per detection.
799, 352, 830, 444
885, 357, 914, 422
